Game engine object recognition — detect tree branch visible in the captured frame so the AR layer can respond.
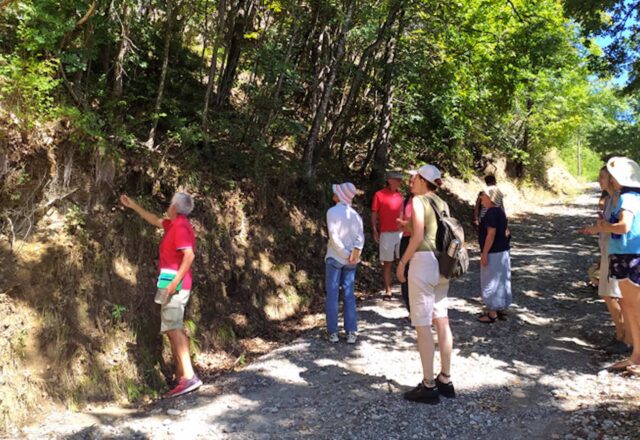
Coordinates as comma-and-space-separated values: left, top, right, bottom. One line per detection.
506, 0, 526, 23
75, 1, 97, 28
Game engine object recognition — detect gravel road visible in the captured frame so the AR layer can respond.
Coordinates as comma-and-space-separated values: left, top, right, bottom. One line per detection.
17, 186, 640, 440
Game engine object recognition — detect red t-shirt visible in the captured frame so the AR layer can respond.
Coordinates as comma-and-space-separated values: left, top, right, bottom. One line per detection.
372, 188, 404, 233
159, 215, 195, 290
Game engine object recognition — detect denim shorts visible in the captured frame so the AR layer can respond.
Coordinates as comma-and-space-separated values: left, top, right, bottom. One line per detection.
609, 254, 640, 286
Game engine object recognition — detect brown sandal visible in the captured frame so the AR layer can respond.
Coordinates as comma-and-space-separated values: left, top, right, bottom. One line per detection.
606, 358, 635, 372
477, 313, 497, 324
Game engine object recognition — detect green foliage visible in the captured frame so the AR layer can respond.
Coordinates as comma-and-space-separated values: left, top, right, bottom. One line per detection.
111, 304, 127, 323
65, 205, 86, 233
2, 0, 635, 182
0, 55, 59, 125
558, 144, 603, 182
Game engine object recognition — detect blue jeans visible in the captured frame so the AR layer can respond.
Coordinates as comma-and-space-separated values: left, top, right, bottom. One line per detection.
325, 258, 358, 333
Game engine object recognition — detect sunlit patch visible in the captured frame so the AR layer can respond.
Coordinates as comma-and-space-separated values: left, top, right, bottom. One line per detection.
246, 357, 308, 385
553, 336, 593, 348
517, 311, 554, 326
112, 255, 137, 285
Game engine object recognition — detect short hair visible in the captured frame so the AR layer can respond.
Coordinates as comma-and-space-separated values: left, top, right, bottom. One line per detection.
171, 192, 194, 215
426, 180, 439, 191
484, 175, 497, 186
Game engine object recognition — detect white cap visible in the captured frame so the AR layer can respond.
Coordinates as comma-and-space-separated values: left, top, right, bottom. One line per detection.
409, 164, 443, 186
607, 156, 640, 187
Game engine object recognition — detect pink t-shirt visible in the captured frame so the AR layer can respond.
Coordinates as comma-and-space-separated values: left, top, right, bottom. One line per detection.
372, 188, 403, 233
402, 198, 413, 237
159, 215, 195, 290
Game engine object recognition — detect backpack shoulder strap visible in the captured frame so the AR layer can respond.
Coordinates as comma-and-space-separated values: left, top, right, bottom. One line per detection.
425, 195, 449, 219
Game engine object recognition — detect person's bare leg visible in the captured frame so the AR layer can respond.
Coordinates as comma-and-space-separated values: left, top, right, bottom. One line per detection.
167, 334, 183, 379
618, 280, 640, 365
167, 329, 194, 379
415, 325, 435, 383
383, 261, 393, 295
433, 317, 453, 382
619, 298, 634, 345
604, 296, 626, 341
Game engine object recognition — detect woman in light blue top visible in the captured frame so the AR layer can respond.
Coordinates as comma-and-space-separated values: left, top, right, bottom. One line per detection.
594, 157, 640, 375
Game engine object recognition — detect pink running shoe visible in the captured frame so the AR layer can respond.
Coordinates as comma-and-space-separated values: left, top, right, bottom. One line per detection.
162, 375, 203, 399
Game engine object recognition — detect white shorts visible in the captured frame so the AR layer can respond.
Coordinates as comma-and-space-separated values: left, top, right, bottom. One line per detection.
599, 247, 622, 298
379, 231, 403, 262
408, 252, 449, 327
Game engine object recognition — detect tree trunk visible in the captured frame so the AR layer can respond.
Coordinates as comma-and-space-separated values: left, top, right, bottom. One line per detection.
371, 18, 402, 182
318, 2, 401, 158
302, 2, 354, 180
146, 0, 175, 150
215, 0, 255, 108
262, 18, 299, 140
112, 3, 130, 100
202, 0, 227, 130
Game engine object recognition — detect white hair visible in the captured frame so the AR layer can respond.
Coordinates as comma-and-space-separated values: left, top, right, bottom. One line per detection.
171, 192, 194, 215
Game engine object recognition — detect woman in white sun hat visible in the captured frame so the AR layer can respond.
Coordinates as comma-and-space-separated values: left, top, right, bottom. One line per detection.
594, 156, 640, 375
325, 182, 365, 344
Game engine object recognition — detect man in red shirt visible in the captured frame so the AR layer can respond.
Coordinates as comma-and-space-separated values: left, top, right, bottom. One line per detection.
120, 192, 202, 398
372, 171, 405, 300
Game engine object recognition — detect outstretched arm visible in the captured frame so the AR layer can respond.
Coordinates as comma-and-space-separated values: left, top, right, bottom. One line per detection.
120, 195, 163, 228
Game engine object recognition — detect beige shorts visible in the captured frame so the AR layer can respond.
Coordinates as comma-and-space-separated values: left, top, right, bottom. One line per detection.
160, 289, 191, 333
379, 231, 403, 262
408, 252, 449, 327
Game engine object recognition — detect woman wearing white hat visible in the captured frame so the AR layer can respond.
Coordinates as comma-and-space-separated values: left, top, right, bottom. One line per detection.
594, 157, 640, 375
397, 164, 455, 404
325, 182, 365, 344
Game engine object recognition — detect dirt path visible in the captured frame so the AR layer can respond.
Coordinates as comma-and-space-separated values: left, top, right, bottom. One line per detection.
17, 186, 640, 440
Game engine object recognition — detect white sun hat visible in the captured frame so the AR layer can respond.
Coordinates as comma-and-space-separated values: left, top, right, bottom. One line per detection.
607, 156, 640, 187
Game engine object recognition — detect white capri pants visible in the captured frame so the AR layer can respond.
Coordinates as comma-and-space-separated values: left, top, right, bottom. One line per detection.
408, 251, 449, 327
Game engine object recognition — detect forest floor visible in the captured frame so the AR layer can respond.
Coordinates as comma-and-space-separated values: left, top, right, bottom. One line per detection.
14, 184, 640, 440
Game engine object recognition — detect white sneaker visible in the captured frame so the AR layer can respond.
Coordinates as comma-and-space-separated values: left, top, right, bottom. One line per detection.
328, 333, 339, 343
346, 332, 357, 344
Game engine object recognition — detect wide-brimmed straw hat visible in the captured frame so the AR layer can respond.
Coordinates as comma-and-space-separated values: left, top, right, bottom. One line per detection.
607, 156, 640, 187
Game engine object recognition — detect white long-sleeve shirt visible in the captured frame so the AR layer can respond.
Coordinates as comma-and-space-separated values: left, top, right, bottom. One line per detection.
325, 202, 365, 265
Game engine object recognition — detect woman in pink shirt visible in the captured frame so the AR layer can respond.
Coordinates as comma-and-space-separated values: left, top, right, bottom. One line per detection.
397, 173, 416, 312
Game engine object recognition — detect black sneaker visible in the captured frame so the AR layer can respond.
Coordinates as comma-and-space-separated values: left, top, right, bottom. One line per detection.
403, 382, 440, 404
435, 374, 456, 398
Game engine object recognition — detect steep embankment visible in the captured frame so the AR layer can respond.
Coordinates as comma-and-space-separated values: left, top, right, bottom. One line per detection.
0, 117, 331, 433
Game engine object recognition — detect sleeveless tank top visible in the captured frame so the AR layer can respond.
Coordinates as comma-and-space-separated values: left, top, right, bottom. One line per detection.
413, 193, 446, 252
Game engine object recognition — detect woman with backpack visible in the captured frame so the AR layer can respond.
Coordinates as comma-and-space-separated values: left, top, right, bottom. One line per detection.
396, 164, 455, 404
477, 186, 512, 323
